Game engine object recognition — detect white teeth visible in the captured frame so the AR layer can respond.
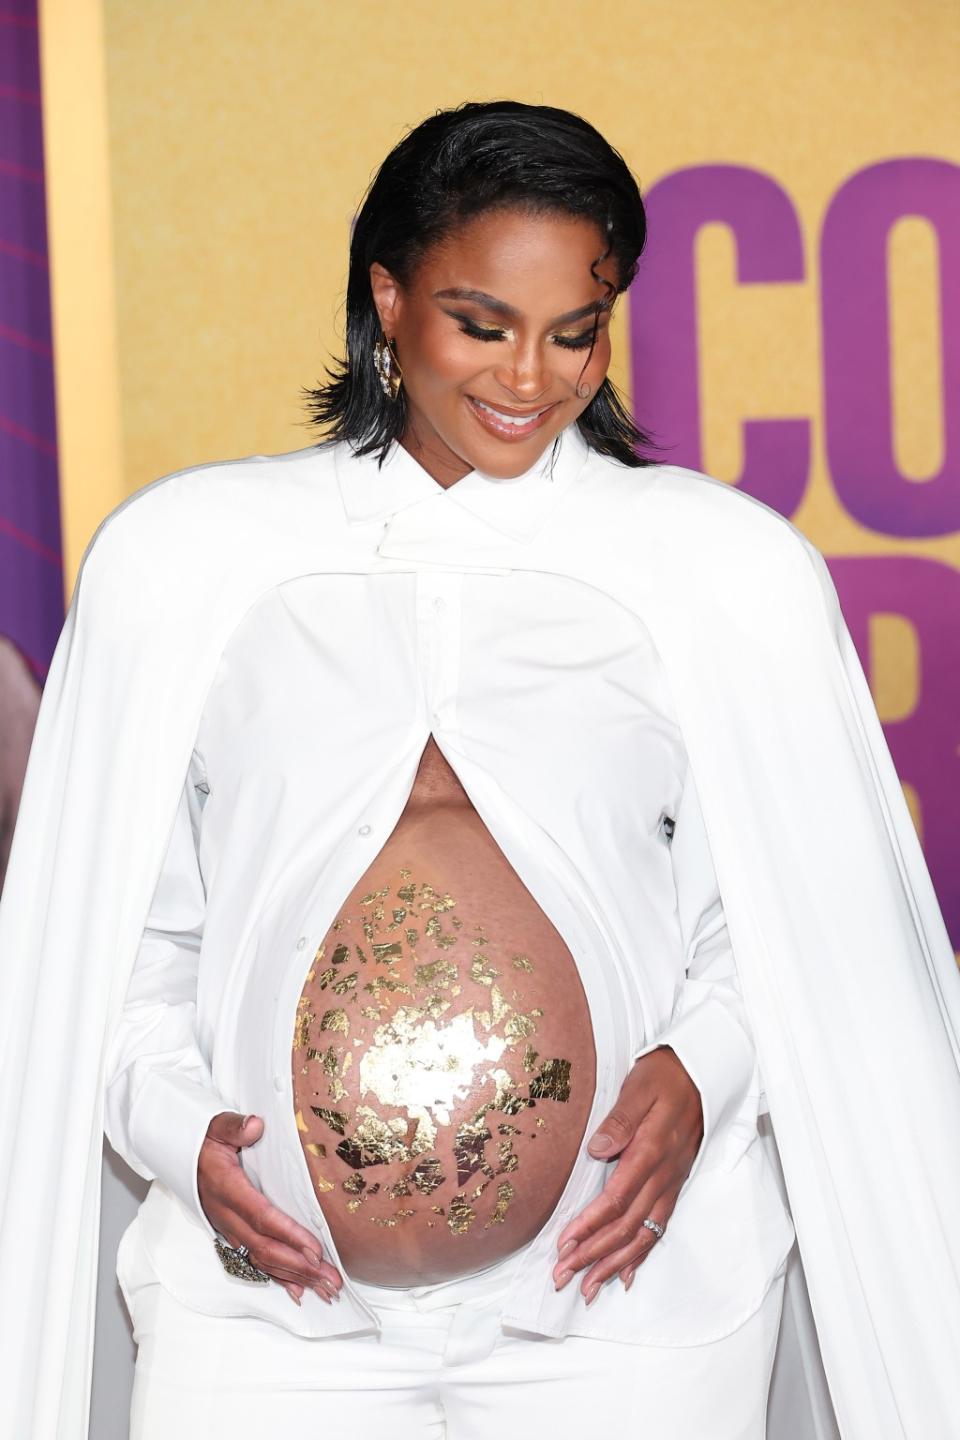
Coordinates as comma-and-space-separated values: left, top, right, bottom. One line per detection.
473, 399, 547, 426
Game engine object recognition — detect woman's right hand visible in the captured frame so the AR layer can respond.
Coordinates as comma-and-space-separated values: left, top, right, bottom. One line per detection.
197, 1111, 343, 1307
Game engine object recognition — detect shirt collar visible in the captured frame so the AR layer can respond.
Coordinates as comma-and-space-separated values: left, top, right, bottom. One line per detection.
334, 422, 591, 543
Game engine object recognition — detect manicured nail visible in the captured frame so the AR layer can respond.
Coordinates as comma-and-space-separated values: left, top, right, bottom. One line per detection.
555, 1268, 573, 1291
314, 1284, 332, 1304
624, 1267, 637, 1292
584, 1282, 601, 1305
589, 1134, 614, 1154
285, 1287, 302, 1307
557, 1239, 577, 1259
321, 1279, 341, 1302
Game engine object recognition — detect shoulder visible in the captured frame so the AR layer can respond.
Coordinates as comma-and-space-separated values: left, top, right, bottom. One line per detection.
75, 442, 341, 594
578, 448, 825, 579
571, 448, 839, 642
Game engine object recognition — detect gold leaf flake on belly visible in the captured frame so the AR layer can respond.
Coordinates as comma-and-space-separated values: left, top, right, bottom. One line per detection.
293, 999, 314, 1050
454, 1118, 494, 1185
414, 958, 459, 989
310, 1105, 349, 1133
447, 1195, 477, 1234
371, 1209, 417, 1227
502, 1009, 540, 1042
421, 994, 452, 1022
469, 955, 500, 986
423, 914, 458, 949
318, 1008, 350, 1035
410, 1155, 445, 1194
372, 940, 403, 962
361, 887, 391, 906
529, 1057, 572, 1103
483, 1180, 515, 1228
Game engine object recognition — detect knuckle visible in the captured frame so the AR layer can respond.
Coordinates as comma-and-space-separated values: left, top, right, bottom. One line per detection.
632, 1135, 659, 1168
604, 1189, 630, 1221
612, 1220, 636, 1247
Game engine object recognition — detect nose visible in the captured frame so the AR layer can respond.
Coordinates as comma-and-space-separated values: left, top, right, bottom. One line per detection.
493, 338, 550, 403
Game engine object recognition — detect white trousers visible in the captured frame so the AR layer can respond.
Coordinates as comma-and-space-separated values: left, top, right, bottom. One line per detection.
126, 1241, 786, 1440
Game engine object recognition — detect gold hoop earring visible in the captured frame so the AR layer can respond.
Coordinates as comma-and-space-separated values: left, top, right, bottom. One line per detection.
373, 335, 403, 402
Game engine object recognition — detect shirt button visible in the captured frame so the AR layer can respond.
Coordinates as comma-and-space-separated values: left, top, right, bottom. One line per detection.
434, 597, 446, 613
273, 1075, 285, 1093
296, 936, 306, 951
358, 823, 372, 836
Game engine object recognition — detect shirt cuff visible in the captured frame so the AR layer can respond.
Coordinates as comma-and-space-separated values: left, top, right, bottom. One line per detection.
632, 989, 759, 1187
126, 1067, 230, 1239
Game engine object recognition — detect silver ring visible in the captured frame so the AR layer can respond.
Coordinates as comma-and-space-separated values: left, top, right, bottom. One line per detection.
643, 1217, 665, 1240
213, 1237, 271, 1283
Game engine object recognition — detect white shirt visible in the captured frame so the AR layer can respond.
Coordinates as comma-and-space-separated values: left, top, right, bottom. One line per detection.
104, 426, 795, 1346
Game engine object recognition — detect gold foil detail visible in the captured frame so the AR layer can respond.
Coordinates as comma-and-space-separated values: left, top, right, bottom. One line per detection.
319, 1008, 350, 1034
292, 862, 580, 1256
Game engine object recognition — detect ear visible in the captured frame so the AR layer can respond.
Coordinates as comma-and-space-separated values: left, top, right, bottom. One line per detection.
369, 261, 403, 338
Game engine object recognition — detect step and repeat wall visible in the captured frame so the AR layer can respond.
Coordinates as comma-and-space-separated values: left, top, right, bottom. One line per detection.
1, 1, 957, 1436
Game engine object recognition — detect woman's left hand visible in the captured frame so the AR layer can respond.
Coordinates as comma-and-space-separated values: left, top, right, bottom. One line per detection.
552, 1045, 704, 1304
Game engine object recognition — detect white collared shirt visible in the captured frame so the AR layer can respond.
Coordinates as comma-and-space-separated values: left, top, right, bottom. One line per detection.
104, 425, 795, 1346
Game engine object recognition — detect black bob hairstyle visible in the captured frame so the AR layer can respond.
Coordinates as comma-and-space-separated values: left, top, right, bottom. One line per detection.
301, 100, 664, 469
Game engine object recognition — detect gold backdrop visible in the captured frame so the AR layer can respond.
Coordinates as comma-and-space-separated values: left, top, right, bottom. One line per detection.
38, 0, 959, 949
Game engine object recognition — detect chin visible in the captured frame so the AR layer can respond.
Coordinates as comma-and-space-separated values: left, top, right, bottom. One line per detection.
464, 430, 564, 480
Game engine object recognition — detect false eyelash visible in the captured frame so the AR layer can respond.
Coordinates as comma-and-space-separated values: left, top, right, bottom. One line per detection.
456, 318, 597, 351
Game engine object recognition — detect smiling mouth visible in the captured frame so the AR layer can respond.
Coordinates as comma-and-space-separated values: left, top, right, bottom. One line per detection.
466, 395, 558, 440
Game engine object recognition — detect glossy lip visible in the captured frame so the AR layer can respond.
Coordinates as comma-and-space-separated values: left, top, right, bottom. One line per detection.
465, 394, 559, 442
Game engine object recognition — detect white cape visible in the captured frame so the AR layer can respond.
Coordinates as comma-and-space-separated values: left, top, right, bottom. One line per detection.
2, 437, 959, 1438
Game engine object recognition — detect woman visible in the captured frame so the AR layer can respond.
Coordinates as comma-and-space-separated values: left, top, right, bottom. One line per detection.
2, 101, 959, 1440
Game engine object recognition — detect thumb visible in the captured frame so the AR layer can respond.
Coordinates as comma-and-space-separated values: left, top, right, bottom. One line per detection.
587, 1107, 635, 1158
206, 1111, 264, 1149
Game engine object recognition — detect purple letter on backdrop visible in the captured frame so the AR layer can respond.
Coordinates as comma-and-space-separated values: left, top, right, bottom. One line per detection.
829, 555, 960, 948
822, 158, 960, 537
628, 164, 810, 517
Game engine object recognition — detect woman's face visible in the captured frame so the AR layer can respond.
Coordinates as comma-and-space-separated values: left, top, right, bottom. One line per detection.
369, 208, 619, 484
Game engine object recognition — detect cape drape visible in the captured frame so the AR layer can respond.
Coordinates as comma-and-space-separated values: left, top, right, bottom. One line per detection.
1, 439, 958, 1438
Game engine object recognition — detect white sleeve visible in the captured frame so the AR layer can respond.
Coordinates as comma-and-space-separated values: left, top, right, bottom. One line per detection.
632, 762, 765, 1184
103, 751, 229, 1237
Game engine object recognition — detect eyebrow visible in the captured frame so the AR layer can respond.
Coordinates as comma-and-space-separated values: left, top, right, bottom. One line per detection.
432, 287, 606, 327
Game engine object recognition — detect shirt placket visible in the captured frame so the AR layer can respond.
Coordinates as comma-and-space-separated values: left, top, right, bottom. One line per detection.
415, 568, 464, 738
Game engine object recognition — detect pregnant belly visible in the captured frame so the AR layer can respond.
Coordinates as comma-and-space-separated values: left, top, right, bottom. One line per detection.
291, 803, 597, 1287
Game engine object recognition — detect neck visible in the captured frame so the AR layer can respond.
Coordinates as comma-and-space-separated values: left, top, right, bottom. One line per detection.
399, 417, 471, 490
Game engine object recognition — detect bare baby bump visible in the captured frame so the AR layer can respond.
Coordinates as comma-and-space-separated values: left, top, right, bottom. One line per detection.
291, 807, 597, 1287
